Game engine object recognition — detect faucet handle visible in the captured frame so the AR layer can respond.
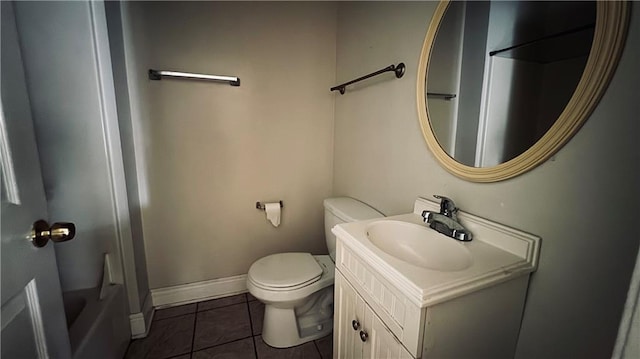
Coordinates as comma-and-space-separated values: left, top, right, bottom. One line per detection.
433, 195, 457, 217
421, 210, 433, 222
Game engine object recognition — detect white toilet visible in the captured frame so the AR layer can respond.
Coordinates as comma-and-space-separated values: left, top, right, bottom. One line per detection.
247, 197, 384, 348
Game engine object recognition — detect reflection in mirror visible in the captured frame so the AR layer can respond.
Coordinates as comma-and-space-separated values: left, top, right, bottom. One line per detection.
427, 1, 595, 167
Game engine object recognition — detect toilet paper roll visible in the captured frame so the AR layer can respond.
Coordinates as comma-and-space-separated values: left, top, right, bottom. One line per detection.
265, 202, 281, 227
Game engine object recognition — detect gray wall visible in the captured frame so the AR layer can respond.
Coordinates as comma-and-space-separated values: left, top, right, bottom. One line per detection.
334, 2, 640, 358
123, 2, 337, 289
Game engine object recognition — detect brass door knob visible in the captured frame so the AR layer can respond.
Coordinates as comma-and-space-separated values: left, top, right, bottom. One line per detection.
31, 220, 76, 248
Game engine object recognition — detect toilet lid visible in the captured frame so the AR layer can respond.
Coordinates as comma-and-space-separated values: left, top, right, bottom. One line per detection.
248, 253, 322, 288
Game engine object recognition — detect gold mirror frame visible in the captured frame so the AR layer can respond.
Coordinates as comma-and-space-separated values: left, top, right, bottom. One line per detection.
417, 1, 630, 182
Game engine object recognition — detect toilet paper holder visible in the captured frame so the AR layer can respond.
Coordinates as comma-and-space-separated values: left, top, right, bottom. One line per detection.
256, 201, 283, 210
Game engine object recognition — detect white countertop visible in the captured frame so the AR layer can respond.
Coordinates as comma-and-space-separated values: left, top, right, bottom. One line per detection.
332, 198, 540, 307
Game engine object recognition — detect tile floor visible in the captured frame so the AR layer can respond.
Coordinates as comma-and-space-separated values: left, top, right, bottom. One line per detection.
124, 293, 333, 359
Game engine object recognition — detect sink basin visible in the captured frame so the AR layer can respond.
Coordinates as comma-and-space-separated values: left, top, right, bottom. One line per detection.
365, 220, 473, 271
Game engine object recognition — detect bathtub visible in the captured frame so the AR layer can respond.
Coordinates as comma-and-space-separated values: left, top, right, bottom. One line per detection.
62, 284, 130, 359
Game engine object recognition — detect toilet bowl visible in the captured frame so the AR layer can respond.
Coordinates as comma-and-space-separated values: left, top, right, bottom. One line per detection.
247, 253, 334, 347
247, 197, 383, 348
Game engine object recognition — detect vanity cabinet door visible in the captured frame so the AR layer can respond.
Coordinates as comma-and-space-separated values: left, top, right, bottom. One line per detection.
334, 272, 365, 358
335, 272, 413, 359
363, 308, 413, 359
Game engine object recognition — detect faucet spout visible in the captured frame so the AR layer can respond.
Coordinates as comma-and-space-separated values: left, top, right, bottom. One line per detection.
434, 195, 458, 220
421, 195, 473, 241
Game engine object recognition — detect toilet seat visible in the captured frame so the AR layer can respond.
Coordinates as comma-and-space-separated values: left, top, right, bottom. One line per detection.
248, 253, 323, 291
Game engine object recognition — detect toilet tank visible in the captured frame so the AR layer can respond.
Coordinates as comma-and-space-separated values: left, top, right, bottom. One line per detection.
323, 197, 384, 261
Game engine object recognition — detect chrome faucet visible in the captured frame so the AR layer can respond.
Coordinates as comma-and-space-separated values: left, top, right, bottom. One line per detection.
421, 195, 473, 242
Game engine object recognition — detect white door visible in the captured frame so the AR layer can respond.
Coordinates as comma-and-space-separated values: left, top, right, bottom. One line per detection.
1, 1, 72, 358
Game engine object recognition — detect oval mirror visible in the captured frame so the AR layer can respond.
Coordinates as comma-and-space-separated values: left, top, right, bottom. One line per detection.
417, 0, 629, 182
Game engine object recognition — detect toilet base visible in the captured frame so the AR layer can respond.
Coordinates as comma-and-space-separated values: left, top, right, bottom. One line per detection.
260, 285, 334, 348
262, 305, 333, 348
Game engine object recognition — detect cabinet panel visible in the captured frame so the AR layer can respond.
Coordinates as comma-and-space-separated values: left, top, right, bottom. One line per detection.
421, 276, 528, 359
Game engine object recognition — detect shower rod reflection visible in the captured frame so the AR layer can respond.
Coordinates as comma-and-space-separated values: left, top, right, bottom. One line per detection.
427, 92, 457, 100
331, 63, 405, 95
148, 69, 240, 86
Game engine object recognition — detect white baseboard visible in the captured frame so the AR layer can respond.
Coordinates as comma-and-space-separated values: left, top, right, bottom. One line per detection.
130, 291, 154, 339
150, 274, 248, 308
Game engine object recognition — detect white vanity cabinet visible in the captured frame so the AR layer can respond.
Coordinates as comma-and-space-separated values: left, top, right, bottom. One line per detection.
332, 198, 541, 359
333, 271, 412, 359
